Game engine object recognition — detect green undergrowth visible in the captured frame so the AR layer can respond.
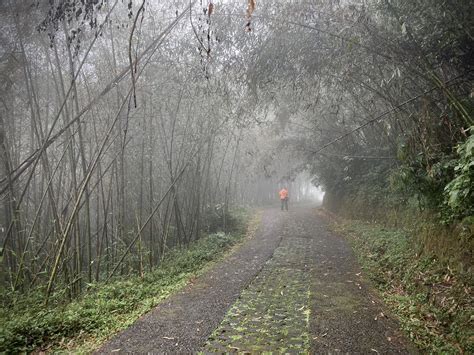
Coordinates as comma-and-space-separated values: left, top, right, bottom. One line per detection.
0, 209, 254, 353
332, 218, 473, 353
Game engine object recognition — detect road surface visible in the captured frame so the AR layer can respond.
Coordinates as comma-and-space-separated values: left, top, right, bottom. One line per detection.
98, 205, 414, 353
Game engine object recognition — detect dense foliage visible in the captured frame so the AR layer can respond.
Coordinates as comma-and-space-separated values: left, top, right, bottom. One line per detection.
443, 129, 474, 222
246, 0, 473, 228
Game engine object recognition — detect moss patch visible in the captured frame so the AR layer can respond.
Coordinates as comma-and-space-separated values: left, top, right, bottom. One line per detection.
204, 236, 313, 352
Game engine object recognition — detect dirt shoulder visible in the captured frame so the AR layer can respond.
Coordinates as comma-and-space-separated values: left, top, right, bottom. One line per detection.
307, 209, 415, 353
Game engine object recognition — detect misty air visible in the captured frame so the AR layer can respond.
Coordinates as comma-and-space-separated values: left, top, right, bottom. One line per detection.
0, 0, 472, 353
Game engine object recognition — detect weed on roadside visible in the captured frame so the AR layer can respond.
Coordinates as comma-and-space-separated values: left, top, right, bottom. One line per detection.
332, 220, 473, 353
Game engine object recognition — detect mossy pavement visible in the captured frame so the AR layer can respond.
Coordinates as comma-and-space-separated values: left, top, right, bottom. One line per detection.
204, 234, 313, 352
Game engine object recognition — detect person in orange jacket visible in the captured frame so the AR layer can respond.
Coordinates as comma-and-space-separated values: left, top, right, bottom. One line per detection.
279, 187, 289, 211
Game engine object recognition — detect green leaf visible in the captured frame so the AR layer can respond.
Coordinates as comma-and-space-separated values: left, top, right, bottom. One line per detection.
448, 189, 459, 207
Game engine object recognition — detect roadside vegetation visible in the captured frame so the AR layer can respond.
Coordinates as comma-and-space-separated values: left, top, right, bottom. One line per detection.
331, 216, 473, 353
0, 209, 253, 353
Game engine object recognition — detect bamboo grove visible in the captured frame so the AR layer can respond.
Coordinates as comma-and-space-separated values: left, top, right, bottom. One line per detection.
1, 0, 473, 304
242, 0, 473, 224
0, 1, 277, 303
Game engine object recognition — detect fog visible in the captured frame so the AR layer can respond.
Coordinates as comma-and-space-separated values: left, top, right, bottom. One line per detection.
0, 0, 471, 302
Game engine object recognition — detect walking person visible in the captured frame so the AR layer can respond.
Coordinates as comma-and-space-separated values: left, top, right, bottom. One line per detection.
279, 187, 289, 211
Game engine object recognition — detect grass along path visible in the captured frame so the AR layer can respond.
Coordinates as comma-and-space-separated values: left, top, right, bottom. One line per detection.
329, 213, 473, 353
0, 210, 253, 353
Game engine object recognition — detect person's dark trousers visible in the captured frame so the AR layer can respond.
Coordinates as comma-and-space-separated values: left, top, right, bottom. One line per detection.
281, 198, 288, 211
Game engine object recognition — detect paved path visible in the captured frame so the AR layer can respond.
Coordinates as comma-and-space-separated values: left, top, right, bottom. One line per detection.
98, 206, 414, 353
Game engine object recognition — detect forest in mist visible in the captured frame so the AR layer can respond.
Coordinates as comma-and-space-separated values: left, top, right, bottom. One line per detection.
0, 0, 472, 310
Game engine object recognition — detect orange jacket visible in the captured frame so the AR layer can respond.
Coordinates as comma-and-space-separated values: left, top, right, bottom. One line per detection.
279, 188, 288, 200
